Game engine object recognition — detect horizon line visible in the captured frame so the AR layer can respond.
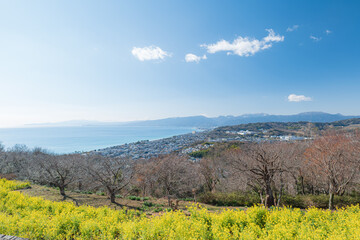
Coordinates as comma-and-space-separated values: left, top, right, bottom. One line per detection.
0, 111, 357, 129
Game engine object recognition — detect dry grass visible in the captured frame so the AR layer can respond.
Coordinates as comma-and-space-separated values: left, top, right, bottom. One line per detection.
17, 184, 244, 215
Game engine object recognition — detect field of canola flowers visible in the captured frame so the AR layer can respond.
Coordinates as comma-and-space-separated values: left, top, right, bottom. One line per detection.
1, 179, 360, 239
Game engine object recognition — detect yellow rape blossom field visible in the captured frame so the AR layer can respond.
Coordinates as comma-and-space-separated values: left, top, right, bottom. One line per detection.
1, 179, 360, 239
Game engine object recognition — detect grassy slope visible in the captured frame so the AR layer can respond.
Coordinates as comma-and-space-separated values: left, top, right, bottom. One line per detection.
18, 184, 244, 215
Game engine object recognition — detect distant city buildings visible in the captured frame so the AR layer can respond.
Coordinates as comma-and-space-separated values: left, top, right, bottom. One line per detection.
91, 127, 310, 160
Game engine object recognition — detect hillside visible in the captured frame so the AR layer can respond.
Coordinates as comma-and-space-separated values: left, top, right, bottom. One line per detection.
208, 118, 360, 138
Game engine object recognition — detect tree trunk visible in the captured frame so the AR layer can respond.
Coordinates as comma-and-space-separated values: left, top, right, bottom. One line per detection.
300, 176, 305, 195
166, 187, 172, 207
296, 175, 306, 195
294, 177, 299, 195
328, 183, 334, 210
174, 200, 179, 210
109, 191, 116, 203
265, 184, 275, 207
310, 185, 314, 195
167, 195, 172, 207
192, 188, 197, 202
259, 191, 264, 205
329, 192, 334, 210
59, 186, 66, 199
276, 188, 283, 207
142, 185, 146, 198
276, 173, 284, 206
210, 178, 217, 193
78, 181, 83, 191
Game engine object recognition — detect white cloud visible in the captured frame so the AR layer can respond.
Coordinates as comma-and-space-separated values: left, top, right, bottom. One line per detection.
185, 53, 207, 63
310, 35, 321, 42
201, 29, 284, 57
288, 94, 312, 102
286, 25, 299, 32
325, 29, 332, 35
131, 46, 171, 61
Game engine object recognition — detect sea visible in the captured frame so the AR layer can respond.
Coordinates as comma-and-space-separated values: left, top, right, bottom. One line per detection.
0, 126, 195, 154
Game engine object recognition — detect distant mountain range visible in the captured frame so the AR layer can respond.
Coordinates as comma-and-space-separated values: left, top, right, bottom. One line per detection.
27, 112, 360, 128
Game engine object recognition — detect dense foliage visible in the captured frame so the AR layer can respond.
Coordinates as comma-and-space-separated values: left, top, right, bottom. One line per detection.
188, 149, 210, 158
1, 179, 360, 239
200, 192, 360, 209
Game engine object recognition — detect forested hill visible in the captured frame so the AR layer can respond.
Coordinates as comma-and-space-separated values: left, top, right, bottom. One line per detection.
211, 118, 360, 137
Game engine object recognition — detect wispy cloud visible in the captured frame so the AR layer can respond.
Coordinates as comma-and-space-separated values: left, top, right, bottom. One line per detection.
288, 94, 312, 102
310, 35, 321, 42
201, 29, 284, 57
185, 53, 207, 63
286, 25, 299, 32
131, 46, 171, 61
325, 29, 332, 35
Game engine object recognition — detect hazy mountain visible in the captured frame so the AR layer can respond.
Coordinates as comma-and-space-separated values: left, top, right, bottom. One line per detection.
26, 112, 360, 128
121, 112, 359, 128
26, 120, 105, 127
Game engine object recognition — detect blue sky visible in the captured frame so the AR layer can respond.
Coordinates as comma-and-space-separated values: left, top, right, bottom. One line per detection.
0, 0, 359, 127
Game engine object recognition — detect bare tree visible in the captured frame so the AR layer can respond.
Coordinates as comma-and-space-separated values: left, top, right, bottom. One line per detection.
84, 156, 134, 204
282, 141, 310, 195
226, 142, 292, 207
30, 151, 80, 199
304, 130, 360, 209
1, 144, 31, 177
154, 154, 199, 208
133, 159, 159, 197
0, 143, 6, 172
0, 143, 9, 178
199, 156, 226, 193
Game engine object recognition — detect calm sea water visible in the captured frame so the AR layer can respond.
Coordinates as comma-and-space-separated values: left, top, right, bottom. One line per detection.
0, 126, 194, 153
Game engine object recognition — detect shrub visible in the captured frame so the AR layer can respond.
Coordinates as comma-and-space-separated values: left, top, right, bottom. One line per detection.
282, 194, 360, 209
143, 201, 154, 207
128, 196, 146, 201
189, 149, 210, 158
153, 207, 163, 213
181, 198, 194, 202
128, 196, 137, 200
200, 192, 360, 209
80, 190, 93, 195
198, 192, 260, 206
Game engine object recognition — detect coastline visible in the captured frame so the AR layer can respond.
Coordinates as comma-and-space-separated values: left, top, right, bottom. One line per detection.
0, 126, 197, 154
